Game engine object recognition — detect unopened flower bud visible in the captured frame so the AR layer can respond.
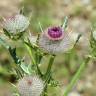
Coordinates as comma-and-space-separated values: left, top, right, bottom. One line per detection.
3, 14, 29, 39
17, 75, 44, 96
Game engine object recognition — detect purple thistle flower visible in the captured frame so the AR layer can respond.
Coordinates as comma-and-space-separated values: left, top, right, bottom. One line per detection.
38, 26, 74, 54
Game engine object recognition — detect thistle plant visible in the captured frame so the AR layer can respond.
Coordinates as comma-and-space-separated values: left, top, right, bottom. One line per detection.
0, 10, 95, 96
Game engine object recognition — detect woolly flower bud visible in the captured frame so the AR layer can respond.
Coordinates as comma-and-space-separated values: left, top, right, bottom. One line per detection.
3, 14, 29, 34
17, 75, 44, 96
38, 26, 74, 54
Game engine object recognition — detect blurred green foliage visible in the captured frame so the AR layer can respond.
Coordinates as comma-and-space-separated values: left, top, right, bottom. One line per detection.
21, 0, 53, 33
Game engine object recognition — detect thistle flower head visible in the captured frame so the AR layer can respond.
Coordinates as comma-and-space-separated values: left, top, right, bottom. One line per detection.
17, 75, 44, 96
38, 26, 74, 54
3, 14, 29, 34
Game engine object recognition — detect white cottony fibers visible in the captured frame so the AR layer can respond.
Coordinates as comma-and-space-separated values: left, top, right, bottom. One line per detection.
17, 75, 44, 96
3, 14, 29, 34
38, 31, 74, 54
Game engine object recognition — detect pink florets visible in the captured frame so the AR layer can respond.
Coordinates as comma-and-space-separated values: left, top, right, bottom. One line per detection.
45, 26, 64, 41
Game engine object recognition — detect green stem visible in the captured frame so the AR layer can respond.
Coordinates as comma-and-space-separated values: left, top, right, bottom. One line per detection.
24, 40, 36, 65
30, 49, 42, 76
42, 55, 55, 96
36, 63, 42, 77
30, 48, 36, 65
45, 55, 55, 76
63, 57, 91, 96
24, 40, 43, 76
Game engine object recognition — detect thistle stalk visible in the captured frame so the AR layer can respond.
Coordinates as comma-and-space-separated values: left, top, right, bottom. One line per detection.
42, 55, 55, 96
63, 56, 91, 96
45, 55, 55, 77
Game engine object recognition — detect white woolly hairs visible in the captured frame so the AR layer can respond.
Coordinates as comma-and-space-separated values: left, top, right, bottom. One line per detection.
17, 75, 44, 96
3, 14, 29, 34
